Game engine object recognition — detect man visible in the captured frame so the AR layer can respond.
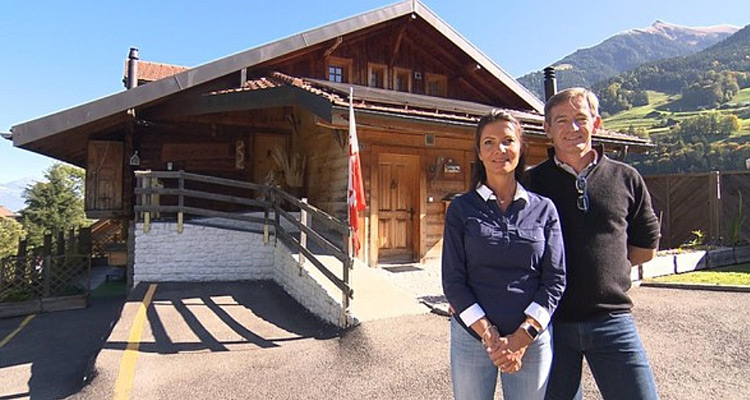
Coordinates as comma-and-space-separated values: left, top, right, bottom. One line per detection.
526, 88, 661, 400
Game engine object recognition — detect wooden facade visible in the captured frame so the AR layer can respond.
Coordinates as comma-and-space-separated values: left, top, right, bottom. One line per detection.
11, 1, 651, 267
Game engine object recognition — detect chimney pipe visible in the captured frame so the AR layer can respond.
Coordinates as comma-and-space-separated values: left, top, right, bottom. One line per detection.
127, 47, 139, 89
543, 66, 557, 101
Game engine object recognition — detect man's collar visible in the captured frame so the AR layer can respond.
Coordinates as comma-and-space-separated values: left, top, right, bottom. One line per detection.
476, 182, 529, 204
548, 144, 605, 176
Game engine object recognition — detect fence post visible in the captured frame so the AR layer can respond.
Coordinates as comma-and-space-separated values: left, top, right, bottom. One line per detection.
342, 228, 353, 328
263, 187, 270, 245
79, 227, 92, 291
177, 172, 184, 234
298, 198, 308, 275
14, 239, 27, 282
43, 234, 52, 298
143, 174, 151, 233
274, 190, 281, 246
709, 171, 721, 243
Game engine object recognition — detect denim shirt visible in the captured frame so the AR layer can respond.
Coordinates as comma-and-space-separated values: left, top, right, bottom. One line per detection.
441, 183, 566, 336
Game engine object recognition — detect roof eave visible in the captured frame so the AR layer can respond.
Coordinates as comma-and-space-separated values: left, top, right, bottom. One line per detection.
11, 0, 417, 147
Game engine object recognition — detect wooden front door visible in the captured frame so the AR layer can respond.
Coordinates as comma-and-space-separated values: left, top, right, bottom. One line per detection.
377, 153, 419, 263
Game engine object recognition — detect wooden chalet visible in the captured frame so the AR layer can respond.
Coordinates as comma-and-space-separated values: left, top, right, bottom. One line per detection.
9, 0, 651, 267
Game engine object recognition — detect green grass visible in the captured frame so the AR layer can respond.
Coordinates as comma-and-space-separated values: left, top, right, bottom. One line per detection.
648, 263, 750, 286
91, 280, 127, 298
730, 87, 750, 104
603, 91, 674, 133
604, 89, 750, 136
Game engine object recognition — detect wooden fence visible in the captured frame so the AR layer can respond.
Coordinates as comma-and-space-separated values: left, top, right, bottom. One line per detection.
0, 228, 91, 303
644, 171, 750, 249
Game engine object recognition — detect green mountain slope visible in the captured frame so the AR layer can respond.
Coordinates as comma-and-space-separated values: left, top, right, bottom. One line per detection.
518, 21, 737, 99
594, 24, 750, 115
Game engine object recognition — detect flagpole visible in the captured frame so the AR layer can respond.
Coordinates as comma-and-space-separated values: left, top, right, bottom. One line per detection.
347, 87, 353, 259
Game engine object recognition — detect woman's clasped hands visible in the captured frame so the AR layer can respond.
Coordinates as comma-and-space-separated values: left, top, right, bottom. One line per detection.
481, 325, 527, 373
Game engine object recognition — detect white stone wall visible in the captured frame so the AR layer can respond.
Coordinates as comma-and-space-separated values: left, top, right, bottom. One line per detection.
272, 246, 345, 327
134, 222, 274, 283
133, 221, 347, 327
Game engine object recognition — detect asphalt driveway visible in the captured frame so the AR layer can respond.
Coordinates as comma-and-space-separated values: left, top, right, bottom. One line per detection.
2, 283, 749, 399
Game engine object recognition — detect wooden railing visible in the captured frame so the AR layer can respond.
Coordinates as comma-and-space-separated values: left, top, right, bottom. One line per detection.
133, 170, 354, 321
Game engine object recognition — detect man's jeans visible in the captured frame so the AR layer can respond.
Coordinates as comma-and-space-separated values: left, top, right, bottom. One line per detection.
545, 312, 659, 400
450, 316, 552, 400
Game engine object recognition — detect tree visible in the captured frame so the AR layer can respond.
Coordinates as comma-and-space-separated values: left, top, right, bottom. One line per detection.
0, 217, 25, 258
20, 163, 89, 247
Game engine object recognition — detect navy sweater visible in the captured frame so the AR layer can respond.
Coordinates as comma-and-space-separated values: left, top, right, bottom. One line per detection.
527, 152, 661, 321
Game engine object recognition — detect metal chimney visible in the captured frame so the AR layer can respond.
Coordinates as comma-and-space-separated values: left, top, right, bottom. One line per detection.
127, 47, 139, 89
543, 67, 557, 101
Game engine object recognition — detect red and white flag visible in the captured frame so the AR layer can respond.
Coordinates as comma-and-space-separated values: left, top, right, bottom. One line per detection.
348, 88, 367, 256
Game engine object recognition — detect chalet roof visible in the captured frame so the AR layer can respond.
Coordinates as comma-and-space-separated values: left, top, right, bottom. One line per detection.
211, 72, 651, 147
0, 206, 18, 218
122, 60, 189, 86
11, 0, 543, 149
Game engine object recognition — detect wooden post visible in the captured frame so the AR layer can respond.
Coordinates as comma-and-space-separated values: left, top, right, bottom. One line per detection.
124, 118, 135, 220
67, 229, 75, 264
43, 234, 52, 298
298, 198, 308, 275
143, 175, 151, 233
79, 227, 92, 291
342, 229, 353, 328
665, 176, 672, 248
263, 187, 270, 244
709, 171, 721, 244
177, 172, 184, 234
57, 231, 65, 258
274, 190, 280, 246
78, 227, 92, 256
14, 239, 27, 282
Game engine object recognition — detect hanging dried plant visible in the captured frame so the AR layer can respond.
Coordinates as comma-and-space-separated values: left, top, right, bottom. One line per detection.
270, 146, 306, 188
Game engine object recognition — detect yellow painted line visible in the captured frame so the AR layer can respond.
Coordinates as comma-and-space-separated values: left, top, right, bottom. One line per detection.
0, 314, 36, 349
113, 284, 158, 400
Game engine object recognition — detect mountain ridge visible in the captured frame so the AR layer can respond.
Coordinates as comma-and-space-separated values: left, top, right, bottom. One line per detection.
518, 21, 739, 99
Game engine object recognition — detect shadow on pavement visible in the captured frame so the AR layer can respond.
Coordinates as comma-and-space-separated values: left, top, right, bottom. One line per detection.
0, 282, 126, 400
100, 281, 341, 355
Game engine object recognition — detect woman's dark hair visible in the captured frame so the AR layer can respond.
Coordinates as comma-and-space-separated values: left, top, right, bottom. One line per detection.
469, 109, 527, 189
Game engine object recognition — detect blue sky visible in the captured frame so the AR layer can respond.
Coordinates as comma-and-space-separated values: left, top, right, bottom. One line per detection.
1, 0, 749, 183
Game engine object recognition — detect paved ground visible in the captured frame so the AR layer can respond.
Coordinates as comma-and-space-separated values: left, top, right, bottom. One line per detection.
2, 261, 749, 399
0, 280, 126, 399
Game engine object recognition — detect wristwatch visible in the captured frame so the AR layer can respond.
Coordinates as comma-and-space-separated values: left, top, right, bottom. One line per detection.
519, 322, 540, 340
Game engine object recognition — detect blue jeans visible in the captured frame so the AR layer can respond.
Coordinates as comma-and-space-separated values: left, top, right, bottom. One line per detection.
450, 316, 552, 400
544, 312, 659, 400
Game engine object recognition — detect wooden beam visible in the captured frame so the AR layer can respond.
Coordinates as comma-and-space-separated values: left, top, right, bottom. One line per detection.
323, 36, 344, 58
389, 23, 409, 68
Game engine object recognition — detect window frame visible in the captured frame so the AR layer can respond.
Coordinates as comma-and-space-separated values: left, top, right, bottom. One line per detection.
425, 73, 448, 97
392, 67, 412, 93
326, 56, 353, 83
367, 63, 388, 89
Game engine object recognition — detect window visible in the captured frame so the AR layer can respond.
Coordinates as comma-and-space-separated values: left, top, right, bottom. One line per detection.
326, 57, 352, 83
329, 65, 344, 83
425, 73, 448, 97
368, 63, 387, 88
393, 67, 412, 92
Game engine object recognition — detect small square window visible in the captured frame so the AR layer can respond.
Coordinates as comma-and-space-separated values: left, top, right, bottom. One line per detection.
326, 57, 352, 84
329, 66, 343, 83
